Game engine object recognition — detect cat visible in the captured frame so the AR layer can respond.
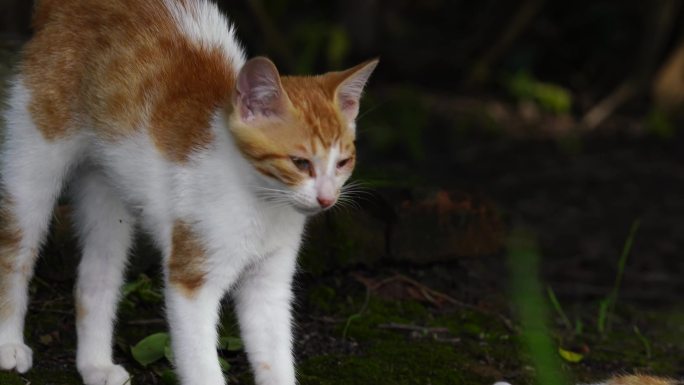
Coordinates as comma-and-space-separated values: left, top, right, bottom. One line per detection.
0, 0, 377, 384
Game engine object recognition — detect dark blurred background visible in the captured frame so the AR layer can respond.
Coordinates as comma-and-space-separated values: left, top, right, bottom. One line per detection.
2, 1, 684, 384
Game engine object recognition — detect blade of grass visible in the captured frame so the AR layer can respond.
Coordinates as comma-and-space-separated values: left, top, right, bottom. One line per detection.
508, 229, 570, 385
603, 219, 640, 333
633, 325, 652, 359
547, 286, 572, 331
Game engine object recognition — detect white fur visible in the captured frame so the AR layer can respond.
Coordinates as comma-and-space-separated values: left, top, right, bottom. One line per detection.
0, 74, 306, 385
164, 0, 246, 69
0, 79, 84, 373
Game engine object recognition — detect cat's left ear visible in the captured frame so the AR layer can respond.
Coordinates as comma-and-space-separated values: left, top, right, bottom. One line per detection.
331, 59, 379, 121
234, 57, 289, 122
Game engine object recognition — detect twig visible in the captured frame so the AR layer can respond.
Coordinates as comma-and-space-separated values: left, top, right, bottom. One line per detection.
308, 315, 348, 324
581, 82, 636, 130
377, 322, 450, 334
352, 272, 516, 332
468, 0, 546, 84
127, 318, 166, 326
582, 0, 680, 129
30, 308, 71, 316
342, 285, 371, 340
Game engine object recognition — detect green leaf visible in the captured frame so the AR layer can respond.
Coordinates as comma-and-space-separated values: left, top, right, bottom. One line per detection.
558, 347, 584, 363
164, 343, 175, 365
160, 368, 178, 385
505, 71, 572, 114
218, 357, 231, 373
219, 336, 243, 351
131, 332, 170, 367
122, 275, 148, 297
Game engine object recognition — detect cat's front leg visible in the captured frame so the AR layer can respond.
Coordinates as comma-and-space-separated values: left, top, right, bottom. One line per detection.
165, 282, 225, 385
233, 247, 299, 385
164, 220, 227, 385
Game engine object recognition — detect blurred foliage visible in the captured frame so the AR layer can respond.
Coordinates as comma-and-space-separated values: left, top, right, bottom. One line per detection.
505, 71, 573, 114
645, 108, 676, 139
361, 89, 428, 162
289, 23, 350, 73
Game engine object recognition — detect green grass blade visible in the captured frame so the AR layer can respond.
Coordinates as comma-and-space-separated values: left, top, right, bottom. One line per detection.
604, 219, 640, 332
508, 229, 570, 385
547, 286, 572, 331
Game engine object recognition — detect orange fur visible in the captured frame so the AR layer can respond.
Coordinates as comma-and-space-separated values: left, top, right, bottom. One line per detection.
228, 73, 358, 186
168, 220, 207, 298
23, 0, 236, 162
24, 0, 363, 175
0, 195, 21, 320
75, 295, 87, 323
606, 375, 680, 385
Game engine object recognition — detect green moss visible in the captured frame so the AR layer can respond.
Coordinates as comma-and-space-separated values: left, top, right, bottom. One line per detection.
0, 368, 81, 385
299, 340, 488, 385
307, 285, 338, 313
298, 291, 526, 384
335, 297, 431, 341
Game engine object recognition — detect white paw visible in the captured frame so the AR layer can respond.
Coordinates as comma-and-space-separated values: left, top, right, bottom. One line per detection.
80, 364, 131, 385
0, 343, 33, 373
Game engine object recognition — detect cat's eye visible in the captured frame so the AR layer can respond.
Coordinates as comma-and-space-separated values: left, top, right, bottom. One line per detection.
290, 157, 311, 173
337, 158, 351, 169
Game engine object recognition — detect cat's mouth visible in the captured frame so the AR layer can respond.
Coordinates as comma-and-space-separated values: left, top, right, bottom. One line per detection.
291, 204, 327, 216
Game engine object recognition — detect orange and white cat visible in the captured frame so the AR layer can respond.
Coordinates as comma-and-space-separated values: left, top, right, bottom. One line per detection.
0, 1, 377, 384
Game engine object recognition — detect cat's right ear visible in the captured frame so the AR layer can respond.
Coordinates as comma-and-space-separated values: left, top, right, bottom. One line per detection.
233, 57, 288, 122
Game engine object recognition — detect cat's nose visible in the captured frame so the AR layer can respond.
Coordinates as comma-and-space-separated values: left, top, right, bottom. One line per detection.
317, 197, 335, 208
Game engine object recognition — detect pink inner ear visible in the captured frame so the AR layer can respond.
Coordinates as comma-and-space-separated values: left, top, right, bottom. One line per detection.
340, 98, 358, 110
335, 59, 378, 121
235, 57, 285, 121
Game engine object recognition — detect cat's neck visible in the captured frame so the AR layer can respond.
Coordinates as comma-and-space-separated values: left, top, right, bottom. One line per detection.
209, 110, 302, 217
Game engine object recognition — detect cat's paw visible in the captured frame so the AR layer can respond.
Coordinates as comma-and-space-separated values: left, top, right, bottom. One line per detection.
80, 364, 131, 385
0, 343, 33, 373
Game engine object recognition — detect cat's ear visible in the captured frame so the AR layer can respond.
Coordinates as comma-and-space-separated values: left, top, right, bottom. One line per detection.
332, 59, 379, 121
234, 57, 288, 122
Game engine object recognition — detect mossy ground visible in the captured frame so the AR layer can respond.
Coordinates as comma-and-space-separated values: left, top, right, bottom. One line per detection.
5, 259, 684, 385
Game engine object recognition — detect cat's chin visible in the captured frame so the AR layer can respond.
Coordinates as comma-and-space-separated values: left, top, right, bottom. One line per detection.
292, 205, 326, 216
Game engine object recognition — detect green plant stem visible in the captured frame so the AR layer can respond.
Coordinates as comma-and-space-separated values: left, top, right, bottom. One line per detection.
604, 219, 641, 333
508, 229, 570, 385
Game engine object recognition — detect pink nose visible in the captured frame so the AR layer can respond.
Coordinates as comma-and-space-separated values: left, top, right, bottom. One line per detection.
317, 197, 335, 208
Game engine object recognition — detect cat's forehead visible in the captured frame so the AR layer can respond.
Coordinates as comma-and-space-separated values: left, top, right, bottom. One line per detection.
280, 76, 355, 151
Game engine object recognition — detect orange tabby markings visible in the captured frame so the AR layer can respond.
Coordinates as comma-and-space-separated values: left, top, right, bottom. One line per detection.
228, 73, 357, 186
148, 39, 236, 162
169, 221, 207, 298
281, 76, 347, 149
607, 375, 679, 385
23, 0, 167, 140
0, 196, 21, 320
23, 0, 237, 163
75, 295, 87, 323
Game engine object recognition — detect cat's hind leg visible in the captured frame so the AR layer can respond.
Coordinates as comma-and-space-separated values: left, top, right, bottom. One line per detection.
0, 80, 84, 373
70, 170, 133, 385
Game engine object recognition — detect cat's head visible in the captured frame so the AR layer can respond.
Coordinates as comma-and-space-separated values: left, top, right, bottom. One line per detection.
228, 57, 378, 215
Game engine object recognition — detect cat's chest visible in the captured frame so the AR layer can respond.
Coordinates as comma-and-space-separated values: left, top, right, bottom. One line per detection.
224, 202, 305, 257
